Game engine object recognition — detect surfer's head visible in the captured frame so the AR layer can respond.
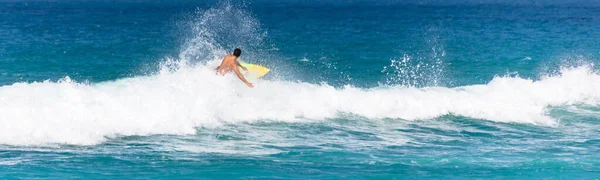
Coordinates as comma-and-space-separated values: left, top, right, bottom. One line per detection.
233, 48, 242, 57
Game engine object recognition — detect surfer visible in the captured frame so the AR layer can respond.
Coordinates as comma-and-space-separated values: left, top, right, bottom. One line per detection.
216, 48, 253, 88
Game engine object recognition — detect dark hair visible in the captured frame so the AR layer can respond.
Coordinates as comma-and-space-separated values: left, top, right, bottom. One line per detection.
233, 48, 242, 57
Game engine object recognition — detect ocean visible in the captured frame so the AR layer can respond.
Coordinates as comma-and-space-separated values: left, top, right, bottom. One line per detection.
1, 0, 600, 179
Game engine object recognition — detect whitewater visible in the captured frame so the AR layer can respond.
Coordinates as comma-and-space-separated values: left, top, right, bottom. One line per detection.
1, 61, 599, 146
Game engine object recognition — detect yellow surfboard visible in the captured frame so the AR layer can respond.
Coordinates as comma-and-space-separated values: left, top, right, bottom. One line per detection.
239, 62, 269, 79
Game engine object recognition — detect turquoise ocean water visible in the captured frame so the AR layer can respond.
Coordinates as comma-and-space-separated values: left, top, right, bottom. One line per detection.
1, 0, 600, 179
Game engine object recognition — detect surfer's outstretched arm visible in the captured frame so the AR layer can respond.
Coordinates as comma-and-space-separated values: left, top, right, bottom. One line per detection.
233, 66, 253, 88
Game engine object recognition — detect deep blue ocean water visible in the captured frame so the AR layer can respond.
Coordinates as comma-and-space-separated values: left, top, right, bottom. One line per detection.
1, 0, 600, 179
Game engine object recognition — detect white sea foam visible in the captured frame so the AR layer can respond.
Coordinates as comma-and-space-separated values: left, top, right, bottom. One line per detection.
0, 63, 599, 146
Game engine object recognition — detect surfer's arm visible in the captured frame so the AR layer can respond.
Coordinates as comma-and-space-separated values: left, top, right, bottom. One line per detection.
233, 66, 253, 88
236, 61, 248, 71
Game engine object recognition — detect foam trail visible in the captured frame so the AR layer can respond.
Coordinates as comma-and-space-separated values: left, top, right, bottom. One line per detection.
1, 64, 600, 146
